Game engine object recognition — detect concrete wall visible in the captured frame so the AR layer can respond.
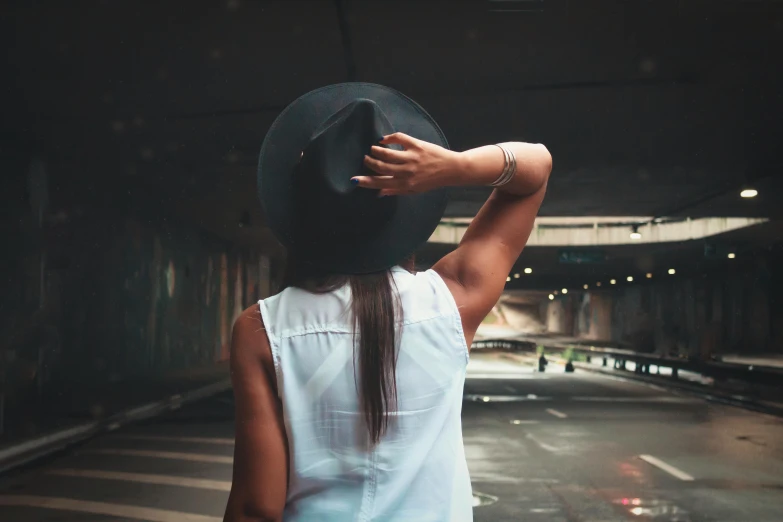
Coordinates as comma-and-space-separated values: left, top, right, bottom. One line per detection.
496, 303, 546, 333
1, 180, 275, 430
562, 263, 783, 357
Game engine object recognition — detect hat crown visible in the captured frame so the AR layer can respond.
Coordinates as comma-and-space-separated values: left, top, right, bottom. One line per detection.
257, 82, 449, 274
292, 99, 397, 254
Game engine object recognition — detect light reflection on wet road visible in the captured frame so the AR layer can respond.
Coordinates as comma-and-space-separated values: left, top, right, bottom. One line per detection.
1, 350, 782, 521
464, 351, 783, 521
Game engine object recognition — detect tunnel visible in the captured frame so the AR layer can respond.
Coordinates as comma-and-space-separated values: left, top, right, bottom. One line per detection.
2, 1, 783, 521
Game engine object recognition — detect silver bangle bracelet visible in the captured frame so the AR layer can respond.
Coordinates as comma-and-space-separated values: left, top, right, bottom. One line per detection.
489, 144, 516, 187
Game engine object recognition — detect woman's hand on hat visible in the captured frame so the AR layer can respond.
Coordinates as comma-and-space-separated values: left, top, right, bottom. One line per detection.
355, 132, 460, 196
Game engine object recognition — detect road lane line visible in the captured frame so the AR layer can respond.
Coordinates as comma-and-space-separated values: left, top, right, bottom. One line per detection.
48, 468, 231, 491
0, 495, 221, 522
572, 396, 697, 403
638, 455, 695, 481
546, 408, 568, 418
117, 435, 235, 445
525, 433, 558, 453
504, 385, 516, 393
466, 373, 544, 380
84, 448, 232, 464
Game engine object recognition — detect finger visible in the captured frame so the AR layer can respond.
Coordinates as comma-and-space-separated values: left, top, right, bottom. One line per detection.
370, 145, 409, 164
363, 154, 406, 176
379, 132, 419, 149
351, 175, 396, 189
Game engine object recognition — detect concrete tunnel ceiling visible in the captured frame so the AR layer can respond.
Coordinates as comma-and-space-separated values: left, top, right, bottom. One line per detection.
2, 0, 782, 266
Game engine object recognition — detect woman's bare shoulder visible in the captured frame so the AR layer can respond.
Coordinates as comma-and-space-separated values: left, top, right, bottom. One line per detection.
231, 304, 274, 371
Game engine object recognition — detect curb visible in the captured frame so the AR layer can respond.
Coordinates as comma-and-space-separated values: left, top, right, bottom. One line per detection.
0, 378, 232, 475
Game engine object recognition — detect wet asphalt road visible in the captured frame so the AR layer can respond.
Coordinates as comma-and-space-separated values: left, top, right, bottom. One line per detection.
1, 351, 782, 521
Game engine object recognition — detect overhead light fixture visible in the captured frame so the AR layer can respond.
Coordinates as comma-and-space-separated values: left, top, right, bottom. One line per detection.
524, 267, 532, 274
630, 225, 642, 240
514, 273, 520, 278
583, 284, 588, 290
728, 253, 736, 259
561, 288, 568, 294
596, 282, 602, 287
610, 279, 617, 285
506, 276, 511, 282
668, 268, 676, 275
627, 276, 633, 282
646, 273, 653, 279
548, 294, 554, 300
740, 189, 758, 198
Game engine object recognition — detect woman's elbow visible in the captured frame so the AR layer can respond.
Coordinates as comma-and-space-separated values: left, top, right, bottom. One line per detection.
537, 143, 553, 179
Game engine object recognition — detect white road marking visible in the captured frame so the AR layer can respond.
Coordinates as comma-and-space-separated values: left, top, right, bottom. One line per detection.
0, 495, 221, 522
525, 433, 559, 453
48, 468, 231, 491
546, 408, 568, 418
117, 435, 235, 445
572, 396, 697, 403
504, 385, 517, 393
466, 373, 544, 380
84, 448, 232, 464
638, 454, 695, 481
510, 419, 540, 425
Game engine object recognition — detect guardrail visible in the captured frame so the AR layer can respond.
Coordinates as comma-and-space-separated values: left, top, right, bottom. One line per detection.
471, 339, 783, 387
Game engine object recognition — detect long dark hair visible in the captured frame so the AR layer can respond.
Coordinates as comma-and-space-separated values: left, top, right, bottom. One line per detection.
281, 256, 414, 444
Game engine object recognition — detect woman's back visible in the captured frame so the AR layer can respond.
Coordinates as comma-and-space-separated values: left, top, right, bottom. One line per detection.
259, 267, 472, 522
223, 82, 551, 522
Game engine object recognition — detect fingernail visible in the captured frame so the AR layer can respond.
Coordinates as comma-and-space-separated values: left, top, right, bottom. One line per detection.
350, 178, 359, 185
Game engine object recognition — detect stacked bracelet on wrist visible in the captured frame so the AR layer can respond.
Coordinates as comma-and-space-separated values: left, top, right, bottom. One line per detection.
489, 144, 516, 187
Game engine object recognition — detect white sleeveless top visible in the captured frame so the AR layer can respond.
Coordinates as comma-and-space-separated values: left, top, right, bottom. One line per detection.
258, 267, 472, 522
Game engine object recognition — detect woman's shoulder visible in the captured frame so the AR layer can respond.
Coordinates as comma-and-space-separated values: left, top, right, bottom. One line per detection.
394, 268, 462, 325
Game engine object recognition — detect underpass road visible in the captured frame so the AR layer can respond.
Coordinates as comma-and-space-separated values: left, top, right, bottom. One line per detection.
1, 351, 782, 521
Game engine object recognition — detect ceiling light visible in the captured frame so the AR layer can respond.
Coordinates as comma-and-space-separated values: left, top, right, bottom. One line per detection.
524, 267, 532, 274
610, 279, 617, 285
646, 273, 652, 279
627, 276, 634, 282
668, 268, 676, 275
514, 273, 520, 278
561, 288, 568, 294
506, 276, 511, 282
740, 189, 758, 198
630, 225, 642, 240
728, 253, 736, 259
596, 282, 602, 287
583, 284, 588, 290
548, 294, 554, 300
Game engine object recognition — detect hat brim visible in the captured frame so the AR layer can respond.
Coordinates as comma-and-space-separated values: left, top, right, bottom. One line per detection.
258, 83, 450, 274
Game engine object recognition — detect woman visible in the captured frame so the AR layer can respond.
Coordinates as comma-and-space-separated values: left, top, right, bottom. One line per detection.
224, 83, 551, 522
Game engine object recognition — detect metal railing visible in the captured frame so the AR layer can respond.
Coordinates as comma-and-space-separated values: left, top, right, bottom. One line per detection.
471, 339, 783, 387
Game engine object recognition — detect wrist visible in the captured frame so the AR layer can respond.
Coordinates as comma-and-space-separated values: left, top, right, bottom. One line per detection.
445, 151, 473, 187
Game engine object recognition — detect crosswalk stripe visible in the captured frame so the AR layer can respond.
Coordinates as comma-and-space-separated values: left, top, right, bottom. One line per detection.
48, 468, 231, 491
84, 448, 232, 464
0, 495, 221, 522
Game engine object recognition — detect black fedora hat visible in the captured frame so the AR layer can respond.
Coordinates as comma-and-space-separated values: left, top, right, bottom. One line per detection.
258, 83, 449, 275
